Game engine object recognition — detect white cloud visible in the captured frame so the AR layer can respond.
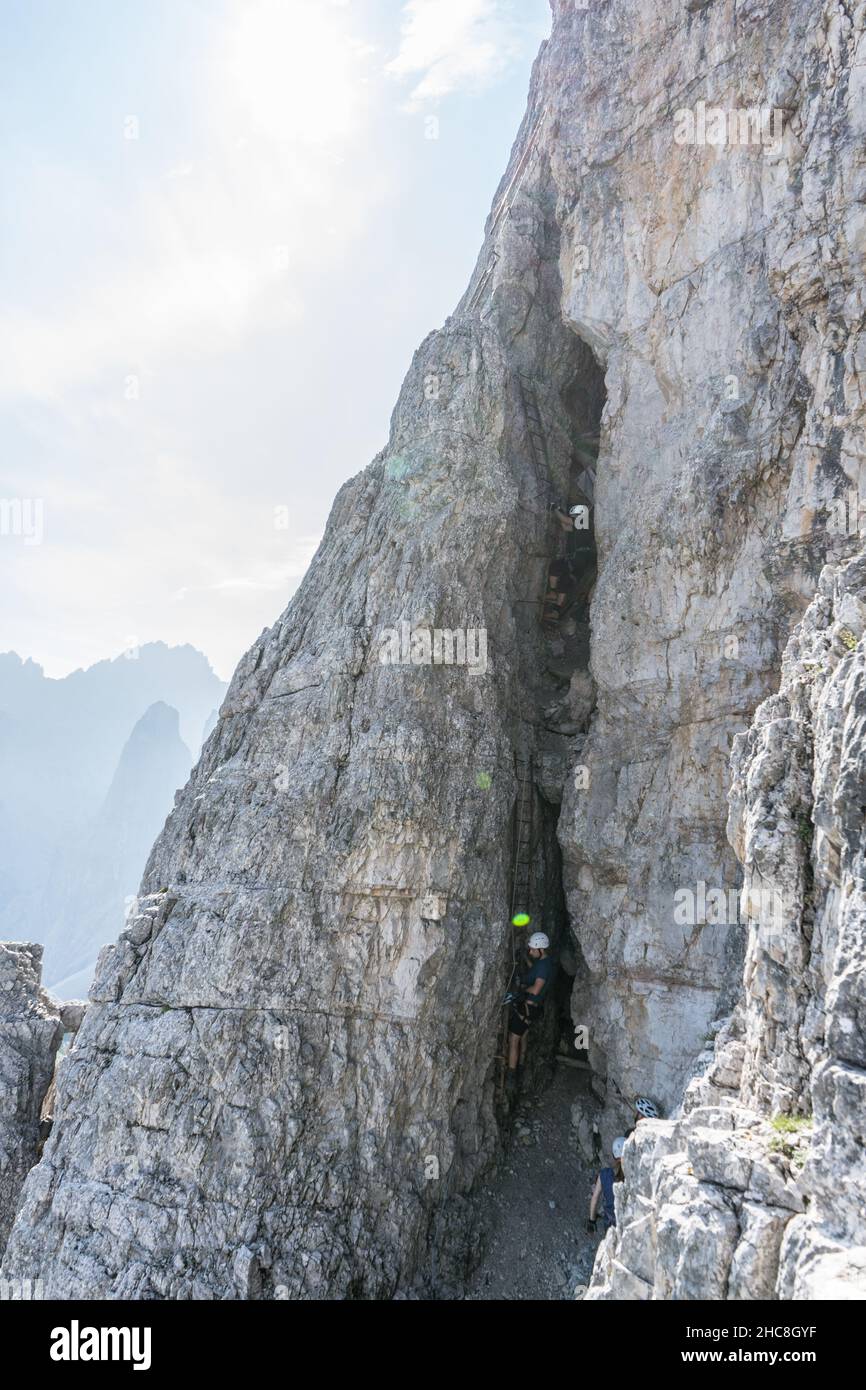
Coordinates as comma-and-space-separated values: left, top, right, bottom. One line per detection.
0, 248, 284, 403
173, 543, 322, 602
386, 0, 526, 110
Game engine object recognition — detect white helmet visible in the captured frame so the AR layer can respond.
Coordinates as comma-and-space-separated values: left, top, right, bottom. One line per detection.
612, 1137, 626, 1159
635, 1096, 659, 1119
528, 932, 549, 950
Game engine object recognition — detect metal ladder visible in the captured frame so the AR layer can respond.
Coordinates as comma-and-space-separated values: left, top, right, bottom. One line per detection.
517, 370, 551, 499
494, 380, 555, 1099
518, 370, 569, 579
510, 753, 535, 923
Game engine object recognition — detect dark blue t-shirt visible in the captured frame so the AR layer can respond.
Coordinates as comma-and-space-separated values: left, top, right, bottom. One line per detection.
600, 1167, 617, 1227
524, 955, 553, 1002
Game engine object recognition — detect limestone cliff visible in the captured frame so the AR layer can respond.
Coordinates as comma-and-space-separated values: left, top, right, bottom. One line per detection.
554, 0, 865, 1114
588, 554, 866, 1299
3, 0, 864, 1298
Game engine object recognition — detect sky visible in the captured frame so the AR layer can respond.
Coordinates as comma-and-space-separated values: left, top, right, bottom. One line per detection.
0, 0, 551, 681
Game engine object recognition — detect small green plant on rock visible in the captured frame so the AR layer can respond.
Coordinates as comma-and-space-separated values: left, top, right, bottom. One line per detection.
839, 627, 858, 652
771, 1113, 811, 1135
797, 813, 813, 847
768, 1113, 812, 1168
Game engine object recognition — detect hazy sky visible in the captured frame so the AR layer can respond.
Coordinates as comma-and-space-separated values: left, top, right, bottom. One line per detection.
1, 0, 551, 681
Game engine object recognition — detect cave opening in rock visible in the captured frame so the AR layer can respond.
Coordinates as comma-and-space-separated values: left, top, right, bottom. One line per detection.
469, 343, 607, 1296
500, 337, 605, 1101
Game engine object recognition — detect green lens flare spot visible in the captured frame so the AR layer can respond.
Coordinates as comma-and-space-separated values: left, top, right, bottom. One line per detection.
385, 454, 411, 480
512, 912, 531, 928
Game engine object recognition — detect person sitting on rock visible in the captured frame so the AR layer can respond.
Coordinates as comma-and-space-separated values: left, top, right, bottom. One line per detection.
586, 1136, 626, 1233
506, 931, 553, 1089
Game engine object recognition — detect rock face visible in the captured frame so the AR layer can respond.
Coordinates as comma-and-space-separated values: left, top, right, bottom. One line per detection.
3, 0, 865, 1298
0, 944, 64, 1254
554, 0, 866, 1113
588, 555, 866, 1300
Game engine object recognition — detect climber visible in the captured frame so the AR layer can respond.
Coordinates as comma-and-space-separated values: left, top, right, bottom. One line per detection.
541, 561, 576, 633
624, 1097, 661, 1140
586, 1136, 626, 1233
506, 931, 553, 1087
37, 1115, 53, 1159
634, 1096, 660, 1123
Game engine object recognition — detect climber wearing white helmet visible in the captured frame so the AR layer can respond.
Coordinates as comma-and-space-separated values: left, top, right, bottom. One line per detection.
506, 930, 553, 1087
587, 1136, 628, 1234
551, 501, 590, 533
634, 1096, 660, 1121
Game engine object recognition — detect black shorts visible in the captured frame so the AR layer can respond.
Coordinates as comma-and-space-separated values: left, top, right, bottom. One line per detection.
509, 1000, 542, 1037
